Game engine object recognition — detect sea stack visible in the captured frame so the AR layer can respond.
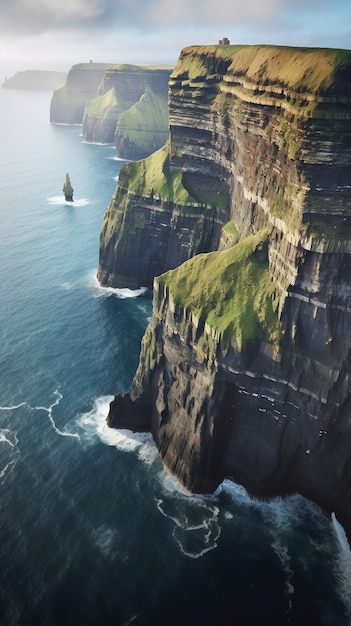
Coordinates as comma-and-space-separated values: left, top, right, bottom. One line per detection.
63, 173, 74, 202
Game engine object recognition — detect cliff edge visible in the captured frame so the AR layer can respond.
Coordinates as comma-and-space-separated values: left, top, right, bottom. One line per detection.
103, 44, 351, 538
83, 64, 171, 159
50, 63, 110, 125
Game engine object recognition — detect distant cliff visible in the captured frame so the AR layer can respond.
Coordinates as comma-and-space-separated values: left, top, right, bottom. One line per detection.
50, 62, 171, 159
101, 45, 351, 537
82, 64, 171, 159
50, 63, 110, 125
2, 70, 67, 91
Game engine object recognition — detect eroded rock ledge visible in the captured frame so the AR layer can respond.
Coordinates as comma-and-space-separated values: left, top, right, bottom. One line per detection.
104, 44, 351, 538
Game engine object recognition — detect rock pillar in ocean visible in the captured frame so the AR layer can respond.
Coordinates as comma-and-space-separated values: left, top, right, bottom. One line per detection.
63, 173, 74, 202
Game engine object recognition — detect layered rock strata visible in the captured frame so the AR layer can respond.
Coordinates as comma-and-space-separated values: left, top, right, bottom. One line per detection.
83, 64, 171, 158
103, 45, 351, 537
50, 63, 110, 124
50, 62, 171, 159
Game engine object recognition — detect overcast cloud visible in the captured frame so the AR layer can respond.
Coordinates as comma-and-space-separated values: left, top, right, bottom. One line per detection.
0, 0, 350, 70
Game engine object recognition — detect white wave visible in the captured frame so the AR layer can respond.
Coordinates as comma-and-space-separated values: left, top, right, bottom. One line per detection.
158, 467, 191, 497
35, 385, 80, 440
0, 402, 28, 411
47, 195, 90, 207
0, 429, 18, 448
1, 388, 82, 443
0, 459, 16, 480
332, 513, 351, 617
219, 478, 311, 529
155, 486, 221, 559
0, 428, 20, 482
272, 540, 294, 615
82, 140, 113, 146
76, 395, 156, 462
88, 270, 148, 299
108, 155, 128, 162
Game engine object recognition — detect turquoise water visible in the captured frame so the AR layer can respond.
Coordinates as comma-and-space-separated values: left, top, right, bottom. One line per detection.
0, 87, 351, 626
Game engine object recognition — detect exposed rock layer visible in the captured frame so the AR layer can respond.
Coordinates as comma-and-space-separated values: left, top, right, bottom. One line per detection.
50, 63, 171, 159
50, 63, 110, 124
83, 65, 172, 158
104, 45, 351, 538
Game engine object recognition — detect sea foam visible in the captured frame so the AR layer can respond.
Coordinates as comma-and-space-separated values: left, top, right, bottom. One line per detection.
88, 270, 148, 299
332, 513, 351, 617
76, 395, 157, 463
47, 195, 89, 207
0, 428, 20, 482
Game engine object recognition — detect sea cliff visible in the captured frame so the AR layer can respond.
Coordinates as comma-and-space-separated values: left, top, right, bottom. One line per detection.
102, 44, 351, 537
83, 64, 171, 159
50, 62, 171, 159
50, 63, 110, 124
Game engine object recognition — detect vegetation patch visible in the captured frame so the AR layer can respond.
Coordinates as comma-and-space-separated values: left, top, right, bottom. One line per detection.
52, 85, 89, 104
85, 87, 131, 116
270, 184, 306, 232
306, 216, 351, 241
226, 45, 351, 96
159, 229, 281, 349
222, 221, 239, 246
120, 144, 197, 205
116, 89, 169, 153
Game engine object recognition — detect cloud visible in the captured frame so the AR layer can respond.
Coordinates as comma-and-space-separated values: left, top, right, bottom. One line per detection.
1, 0, 109, 35
2, 0, 349, 37
0, 0, 349, 69
144, 0, 281, 28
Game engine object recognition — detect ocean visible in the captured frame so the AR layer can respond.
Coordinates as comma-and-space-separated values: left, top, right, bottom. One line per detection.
0, 85, 351, 626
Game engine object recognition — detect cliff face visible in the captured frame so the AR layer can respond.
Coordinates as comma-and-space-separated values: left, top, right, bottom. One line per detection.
104, 45, 351, 536
50, 63, 110, 124
82, 65, 171, 158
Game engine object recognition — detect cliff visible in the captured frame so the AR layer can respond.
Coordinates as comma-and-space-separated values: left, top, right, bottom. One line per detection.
103, 45, 351, 537
50, 62, 171, 158
2, 70, 66, 91
50, 63, 110, 124
82, 64, 171, 159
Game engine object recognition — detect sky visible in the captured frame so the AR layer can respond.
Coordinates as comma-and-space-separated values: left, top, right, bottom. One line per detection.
0, 0, 350, 74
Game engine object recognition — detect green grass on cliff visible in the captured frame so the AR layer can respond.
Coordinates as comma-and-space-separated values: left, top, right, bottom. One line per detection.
171, 45, 242, 80
159, 229, 281, 349
52, 84, 90, 103
84, 87, 131, 116
175, 44, 351, 98
116, 89, 169, 151
226, 45, 351, 95
120, 144, 197, 205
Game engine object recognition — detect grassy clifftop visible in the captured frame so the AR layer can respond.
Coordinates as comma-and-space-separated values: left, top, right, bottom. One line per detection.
119, 144, 196, 205
159, 229, 281, 349
116, 88, 169, 157
173, 44, 351, 96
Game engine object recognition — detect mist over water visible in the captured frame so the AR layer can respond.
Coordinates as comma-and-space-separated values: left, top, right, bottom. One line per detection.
0, 86, 350, 626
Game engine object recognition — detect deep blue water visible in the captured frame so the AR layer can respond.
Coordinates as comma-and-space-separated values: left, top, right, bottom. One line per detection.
0, 87, 351, 626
